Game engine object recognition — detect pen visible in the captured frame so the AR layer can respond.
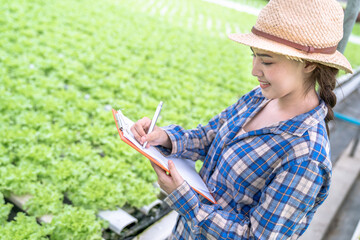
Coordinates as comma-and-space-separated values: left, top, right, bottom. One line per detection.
143, 101, 163, 148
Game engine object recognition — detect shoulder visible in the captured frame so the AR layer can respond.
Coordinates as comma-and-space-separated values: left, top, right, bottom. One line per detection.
241, 85, 263, 102
281, 121, 331, 176
274, 99, 331, 170
220, 86, 265, 121
305, 121, 331, 170
233, 85, 264, 110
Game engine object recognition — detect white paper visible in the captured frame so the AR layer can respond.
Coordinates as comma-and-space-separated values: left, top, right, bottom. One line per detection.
116, 111, 215, 203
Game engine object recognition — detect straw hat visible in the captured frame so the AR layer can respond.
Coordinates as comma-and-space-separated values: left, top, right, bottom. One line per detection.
228, 0, 353, 73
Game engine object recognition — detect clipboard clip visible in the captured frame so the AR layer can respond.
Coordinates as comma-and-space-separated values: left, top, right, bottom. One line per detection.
115, 109, 128, 132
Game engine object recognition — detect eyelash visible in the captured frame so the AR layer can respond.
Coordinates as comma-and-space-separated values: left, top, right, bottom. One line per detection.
251, 54, 273, 66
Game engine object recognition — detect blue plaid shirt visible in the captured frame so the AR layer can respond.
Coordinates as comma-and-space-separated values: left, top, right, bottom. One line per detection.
161, 87, 332, 239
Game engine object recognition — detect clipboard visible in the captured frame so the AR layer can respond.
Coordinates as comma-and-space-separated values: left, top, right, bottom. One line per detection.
112, 109, 216, 204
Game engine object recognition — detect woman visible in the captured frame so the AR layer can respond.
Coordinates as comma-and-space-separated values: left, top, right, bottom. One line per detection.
131, 0, 353, 238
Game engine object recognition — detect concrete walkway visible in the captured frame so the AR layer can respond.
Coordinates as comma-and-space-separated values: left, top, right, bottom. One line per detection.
325, 175, 360, 240
300, 141, 360, 240
203, 0, 260, 15
350, 34, 360, 45
301, 76, 360, 239
135, 211, 178, 240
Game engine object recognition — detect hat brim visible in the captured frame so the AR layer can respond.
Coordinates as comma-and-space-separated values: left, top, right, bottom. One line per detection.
228, 32, 353, 74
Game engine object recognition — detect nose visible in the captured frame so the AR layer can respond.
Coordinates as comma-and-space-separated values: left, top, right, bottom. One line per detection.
251, 57, 263, 77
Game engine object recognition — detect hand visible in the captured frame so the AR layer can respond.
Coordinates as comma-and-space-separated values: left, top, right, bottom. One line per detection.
151, 160, 184, 194
130, 117, 171, 149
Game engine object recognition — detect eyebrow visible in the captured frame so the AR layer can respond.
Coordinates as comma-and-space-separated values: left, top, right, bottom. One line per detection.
256, 53, 273, 58
250, 48, 273, 58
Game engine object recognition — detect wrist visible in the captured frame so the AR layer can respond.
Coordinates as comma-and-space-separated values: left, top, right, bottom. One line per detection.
161, 130, 172, 149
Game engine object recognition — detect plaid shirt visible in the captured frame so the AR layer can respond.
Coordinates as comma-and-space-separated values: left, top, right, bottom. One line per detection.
160, 87, 332, 239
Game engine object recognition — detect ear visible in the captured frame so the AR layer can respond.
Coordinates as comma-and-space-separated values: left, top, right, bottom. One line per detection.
303, 62, 317, 73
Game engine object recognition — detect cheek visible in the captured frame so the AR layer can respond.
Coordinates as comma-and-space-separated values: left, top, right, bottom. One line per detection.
267, 65, 300, 86
266, 69, 283, 84
266, 68, 300, 93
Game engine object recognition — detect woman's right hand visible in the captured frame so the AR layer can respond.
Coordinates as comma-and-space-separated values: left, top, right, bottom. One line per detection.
130, 117, 172, 149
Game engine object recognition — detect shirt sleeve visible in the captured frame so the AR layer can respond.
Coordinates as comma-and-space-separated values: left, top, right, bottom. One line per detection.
164, 159, 330, 239
159, 106, 232, 161
157, 88, 260, 161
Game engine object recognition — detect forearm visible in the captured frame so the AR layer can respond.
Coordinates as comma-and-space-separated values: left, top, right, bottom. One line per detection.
164, 181, 253, 239
159, 123, 217, 161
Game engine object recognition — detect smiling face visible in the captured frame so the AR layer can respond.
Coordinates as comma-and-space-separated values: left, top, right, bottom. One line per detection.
251, 48, 313, 102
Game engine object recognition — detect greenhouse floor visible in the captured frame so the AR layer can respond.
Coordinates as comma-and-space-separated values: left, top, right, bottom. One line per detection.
330, 87, 360, 164
300, 73, 360, 240
324, 175, 360, 240
324, 83, 360, 240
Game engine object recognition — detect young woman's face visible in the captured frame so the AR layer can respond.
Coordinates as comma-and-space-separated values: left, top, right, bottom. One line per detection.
251, 48, 308, 101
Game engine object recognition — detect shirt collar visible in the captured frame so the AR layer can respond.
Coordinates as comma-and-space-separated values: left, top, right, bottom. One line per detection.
251, 89, 328, 137
273, 100, 327, 136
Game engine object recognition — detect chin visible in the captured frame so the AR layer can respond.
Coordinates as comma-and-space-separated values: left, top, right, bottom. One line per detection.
260, 88, 273, 100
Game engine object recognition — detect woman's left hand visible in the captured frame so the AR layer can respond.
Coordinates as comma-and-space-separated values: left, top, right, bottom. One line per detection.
151, 160, 184, 194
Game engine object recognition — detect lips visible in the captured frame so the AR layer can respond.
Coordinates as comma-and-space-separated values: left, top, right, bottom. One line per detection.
258, 80, 271, 88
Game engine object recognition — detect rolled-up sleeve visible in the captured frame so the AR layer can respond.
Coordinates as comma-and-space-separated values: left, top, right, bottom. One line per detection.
156, 92, 254, 161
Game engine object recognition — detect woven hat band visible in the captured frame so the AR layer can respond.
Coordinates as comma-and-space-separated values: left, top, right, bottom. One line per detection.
251, 27, 338, 54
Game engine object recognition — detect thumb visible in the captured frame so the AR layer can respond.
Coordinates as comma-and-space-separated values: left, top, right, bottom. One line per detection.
144, 128, 163, 146
145, 131, 157, 142
143, 132, 157, 147
168, 160, 183, 183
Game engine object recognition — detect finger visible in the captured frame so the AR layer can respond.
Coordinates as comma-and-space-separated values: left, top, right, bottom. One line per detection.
131, 117, 151, 143
150, 161, 167, 176
151, 161, 172, 185
133, 119, 149, 138
144, 130, 160, 147
168, 160, 184, 184
144, 126, 165, 147
138, 117, 152, 130
130, 124, 142, 143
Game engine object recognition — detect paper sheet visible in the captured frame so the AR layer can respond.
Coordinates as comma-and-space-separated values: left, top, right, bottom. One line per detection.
115, 110, 215, 203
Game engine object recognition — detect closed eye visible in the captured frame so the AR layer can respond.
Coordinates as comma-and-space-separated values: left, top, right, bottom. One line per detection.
252, 54, 273, 66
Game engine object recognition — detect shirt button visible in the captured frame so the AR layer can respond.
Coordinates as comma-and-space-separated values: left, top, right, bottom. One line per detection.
210, 187, 216, 193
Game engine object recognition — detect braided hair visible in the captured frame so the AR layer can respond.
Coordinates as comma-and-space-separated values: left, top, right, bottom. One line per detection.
305, 63, 339, 136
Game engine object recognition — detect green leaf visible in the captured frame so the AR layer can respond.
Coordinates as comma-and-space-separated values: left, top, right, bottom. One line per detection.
0, 213, 50, 240
49, 205, 105, 240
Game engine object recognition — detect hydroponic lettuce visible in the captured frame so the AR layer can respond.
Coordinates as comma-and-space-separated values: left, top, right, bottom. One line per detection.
48, 205, 107, 240
0, 193, 12, 225
0, 205, 106, 240
67, 175, 126, 210
0, 213, 51, 240
1, 0, 359, 238
0, 162, 39, 196
23, 184, 64, 217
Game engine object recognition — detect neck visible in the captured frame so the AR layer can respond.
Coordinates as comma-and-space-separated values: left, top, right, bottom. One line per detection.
274, 89, 319, 117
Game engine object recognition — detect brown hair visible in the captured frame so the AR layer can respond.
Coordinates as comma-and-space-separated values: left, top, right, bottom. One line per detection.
305, 63, 339, 136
